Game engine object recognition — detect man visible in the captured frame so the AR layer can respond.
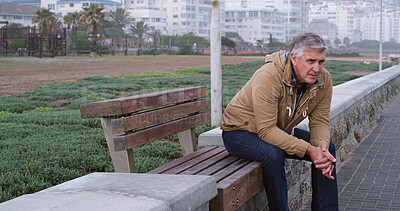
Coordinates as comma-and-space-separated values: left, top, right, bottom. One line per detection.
221, 33, 338, 211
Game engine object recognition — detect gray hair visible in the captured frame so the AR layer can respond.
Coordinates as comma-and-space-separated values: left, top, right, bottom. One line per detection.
290, 33, 327, 58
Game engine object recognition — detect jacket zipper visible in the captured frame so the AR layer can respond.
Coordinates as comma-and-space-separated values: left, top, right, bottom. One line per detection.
283, 80, 296, 122
297, 83, 325, 114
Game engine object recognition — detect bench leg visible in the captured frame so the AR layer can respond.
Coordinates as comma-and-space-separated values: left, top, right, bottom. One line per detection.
101, 118, 135, 173
177, 128, 197, 155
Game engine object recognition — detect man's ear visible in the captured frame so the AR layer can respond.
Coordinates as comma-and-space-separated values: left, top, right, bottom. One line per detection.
290, 52, 297, 66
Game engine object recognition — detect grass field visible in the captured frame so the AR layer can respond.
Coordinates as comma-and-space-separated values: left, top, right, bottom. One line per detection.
0, 57, 392, 203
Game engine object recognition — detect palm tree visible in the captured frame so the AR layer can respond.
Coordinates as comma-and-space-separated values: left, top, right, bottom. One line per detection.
334, 37, 342, 48
32, 8, 56, 35
108, 7, 131, 29
343, 37, 351, 47
64, 11, 81, 50
79, 4, 107, 57
130, 21, 149, 56
148, 29, 162, 56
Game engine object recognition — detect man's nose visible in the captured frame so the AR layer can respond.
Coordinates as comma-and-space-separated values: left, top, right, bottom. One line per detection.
313, 63, 321, 73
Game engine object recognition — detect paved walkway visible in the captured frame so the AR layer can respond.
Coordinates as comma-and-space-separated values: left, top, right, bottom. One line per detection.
302, 93, 400, 210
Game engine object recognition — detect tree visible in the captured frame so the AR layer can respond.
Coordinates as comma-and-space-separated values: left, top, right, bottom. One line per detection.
148, 29, 162, 56
79, 4, 107, 57
334, 37, 341, 48
163, 35, 178, 48
174, 33, 209, 55
108, 7, 131, 29
7, 23, 23, 28
225, 32, 244, 42
268, 34, 274, 47
32, 8, 56, 35
256, 39, 263, 48
64, 11, 81, 50
130, 21, 150, 56
325, 39, 332, 47
343, 37, 350, 47
221, 36, 236, 53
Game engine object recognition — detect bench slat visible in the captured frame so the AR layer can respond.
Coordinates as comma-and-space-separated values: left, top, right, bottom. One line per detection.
196, 155, 240, 177
148, 146, 217, 174
162, 147, 227, 174
80, 86, 208, 118
180, 150, 231, 175
112, 99, 210, 134
210, 159, 252, 183
114, 112, 210, 151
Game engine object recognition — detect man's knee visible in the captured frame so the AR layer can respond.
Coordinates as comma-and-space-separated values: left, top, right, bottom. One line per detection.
261, 146, 286, 167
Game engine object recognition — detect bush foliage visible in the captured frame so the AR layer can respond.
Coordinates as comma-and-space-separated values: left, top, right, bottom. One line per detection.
0, 58, 392, 203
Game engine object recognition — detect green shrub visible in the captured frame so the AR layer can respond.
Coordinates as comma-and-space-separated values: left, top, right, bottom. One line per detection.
0, 96, 54, 113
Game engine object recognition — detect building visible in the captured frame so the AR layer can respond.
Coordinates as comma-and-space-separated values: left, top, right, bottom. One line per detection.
125, 0, 225, 41
0, 3, 38, 26
283, 0, 310, 43
41, 0, 122, 17
225, 0, 310, 43
0, 0, 40, 7
225, 7, 285, 43
163, 0, 225, 41
309, 1, 354, 43
124, 0, 166, 35
308, 19, 338, 46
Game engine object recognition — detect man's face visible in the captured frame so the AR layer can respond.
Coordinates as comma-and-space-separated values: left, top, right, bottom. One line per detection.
290, 49, 326, 84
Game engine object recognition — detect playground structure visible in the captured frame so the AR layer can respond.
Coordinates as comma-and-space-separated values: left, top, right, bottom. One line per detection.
0, 25, 66, 58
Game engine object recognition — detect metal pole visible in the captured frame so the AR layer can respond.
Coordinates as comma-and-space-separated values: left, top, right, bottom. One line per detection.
210, 0, 222, 127
379, 0, 383, 71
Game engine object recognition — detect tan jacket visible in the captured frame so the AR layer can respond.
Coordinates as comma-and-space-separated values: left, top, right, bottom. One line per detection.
221, 50, 332, 158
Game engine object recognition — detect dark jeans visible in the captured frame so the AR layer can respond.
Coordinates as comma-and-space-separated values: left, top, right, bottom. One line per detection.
222, 128, 338, 211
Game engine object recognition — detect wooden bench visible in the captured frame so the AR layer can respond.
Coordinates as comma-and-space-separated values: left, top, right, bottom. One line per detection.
79, 86, 264, 211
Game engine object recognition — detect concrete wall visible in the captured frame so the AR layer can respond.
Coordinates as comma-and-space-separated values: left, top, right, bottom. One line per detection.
199, 64, 400, 210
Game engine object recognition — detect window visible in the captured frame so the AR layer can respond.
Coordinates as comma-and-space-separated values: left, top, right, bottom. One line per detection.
69, 3, 74, 7
82, 2, 89, 7
60, 4, 65, 8
48, 4, 55, 9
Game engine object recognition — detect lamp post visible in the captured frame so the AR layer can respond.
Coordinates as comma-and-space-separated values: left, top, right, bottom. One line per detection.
379, 0, 383, 71
210, 0, 222, 127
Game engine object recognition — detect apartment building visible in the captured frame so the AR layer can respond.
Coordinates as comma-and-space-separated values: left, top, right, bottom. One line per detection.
125, 0, 225, 41
308, 19, 338, 46
225, 0, 309, 43
0, 3, 38, 26
309, 1, 354, 43
41, 0, 122, 17
125, 0, 167, 33
225, 8, 285, 43
282, 0, 310, 43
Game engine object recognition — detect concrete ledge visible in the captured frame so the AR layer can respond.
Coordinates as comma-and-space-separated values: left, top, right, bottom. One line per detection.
198, 127, 224, 147
0, 173, 217, 211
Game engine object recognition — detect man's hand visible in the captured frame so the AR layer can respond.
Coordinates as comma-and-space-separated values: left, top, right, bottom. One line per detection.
306, 144, 336, 180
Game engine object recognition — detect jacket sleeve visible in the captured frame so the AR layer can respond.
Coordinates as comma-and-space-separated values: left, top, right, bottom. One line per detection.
252, 71, 310, 158
308, 74, 332, 149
